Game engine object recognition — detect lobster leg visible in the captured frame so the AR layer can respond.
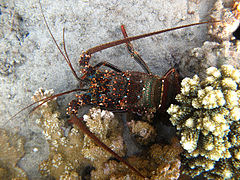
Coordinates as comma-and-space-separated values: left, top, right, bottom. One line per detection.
79, 60, 123, 83
159, 68, 180, 110
121, 25, 151, 74
93, 61, 123, 72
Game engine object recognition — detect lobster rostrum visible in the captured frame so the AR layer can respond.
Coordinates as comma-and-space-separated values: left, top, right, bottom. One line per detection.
10, 2, 220, 179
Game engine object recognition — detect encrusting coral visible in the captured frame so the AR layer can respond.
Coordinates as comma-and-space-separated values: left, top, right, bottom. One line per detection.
0, 128, 27, 179
167, 65, 240, 179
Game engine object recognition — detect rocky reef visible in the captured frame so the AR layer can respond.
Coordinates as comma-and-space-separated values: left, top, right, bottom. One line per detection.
167, 1, 240, 179
167, 65, 240, 179
32, 88, 183, 179
90, 137, 182, 180
32, 88, 126, 179
33, 88, 126, 178
19, 2, 240, 179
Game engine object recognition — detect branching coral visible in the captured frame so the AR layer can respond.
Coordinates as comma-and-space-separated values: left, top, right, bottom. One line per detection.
167, 65, 240, 179
0, 128, 27, 179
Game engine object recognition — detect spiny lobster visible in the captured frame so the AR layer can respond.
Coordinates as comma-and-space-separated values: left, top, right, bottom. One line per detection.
10, 1, 220, 179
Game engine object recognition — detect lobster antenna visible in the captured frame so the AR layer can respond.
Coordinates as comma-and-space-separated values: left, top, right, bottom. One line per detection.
39, 0, 81, 81
86, 20, 221, 55
6, 88, 87, 126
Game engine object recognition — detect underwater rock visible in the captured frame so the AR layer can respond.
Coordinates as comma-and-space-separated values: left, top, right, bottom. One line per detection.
0, 128, 27, 179
167, 65, 240, 179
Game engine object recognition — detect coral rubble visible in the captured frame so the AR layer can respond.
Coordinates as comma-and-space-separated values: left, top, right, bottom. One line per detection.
0, 128, 27, 179
167, 65, 240, 179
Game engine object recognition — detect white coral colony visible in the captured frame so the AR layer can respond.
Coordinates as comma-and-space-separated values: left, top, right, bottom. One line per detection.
167, 65, 240, 179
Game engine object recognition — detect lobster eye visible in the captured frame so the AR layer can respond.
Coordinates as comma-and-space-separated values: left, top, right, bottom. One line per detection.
233, 23, 240, 40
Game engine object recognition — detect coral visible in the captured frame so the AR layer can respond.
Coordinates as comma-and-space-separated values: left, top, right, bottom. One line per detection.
32, 88, 90, 179
208, 0, 240, 42
205, 0, 240, 67
233, 0, 240, 19
150, 160, 181, 180
149, 138, 182, 180
0, 128, 27, 179
179, 0, 240, 77
90, 137, 182, 180
127, 120, 156, 145
167, 65, 240, 179
81, 107, 126, 168
32, 88, 126, 179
